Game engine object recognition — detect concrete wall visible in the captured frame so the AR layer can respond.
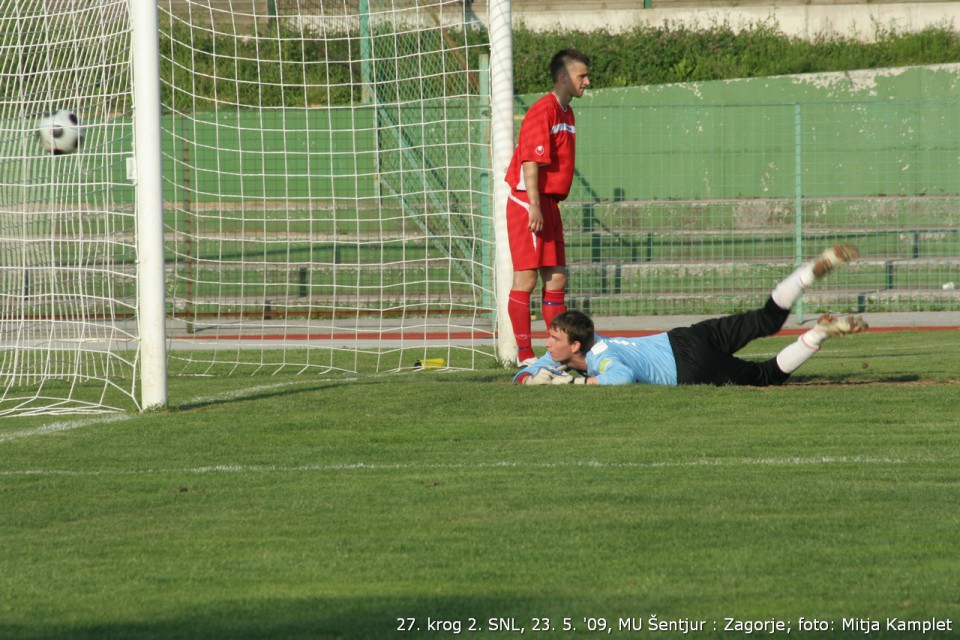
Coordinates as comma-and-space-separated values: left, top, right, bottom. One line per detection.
469, 1, 960, 41
152, 64, 960, 206
562, 63, 960, 202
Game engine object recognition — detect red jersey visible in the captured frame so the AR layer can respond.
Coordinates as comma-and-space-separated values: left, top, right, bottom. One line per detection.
505, 92, 576, 200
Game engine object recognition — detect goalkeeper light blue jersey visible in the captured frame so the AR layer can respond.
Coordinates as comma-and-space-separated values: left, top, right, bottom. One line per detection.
513, 332, 679, 386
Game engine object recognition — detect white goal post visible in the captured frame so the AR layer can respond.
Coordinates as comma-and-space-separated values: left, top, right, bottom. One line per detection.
1, 0, 510, 416
131, 0, 169, 411
488, 0, 517, 366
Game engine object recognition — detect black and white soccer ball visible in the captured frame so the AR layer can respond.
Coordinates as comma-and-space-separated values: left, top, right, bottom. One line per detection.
37, 109, 83, 155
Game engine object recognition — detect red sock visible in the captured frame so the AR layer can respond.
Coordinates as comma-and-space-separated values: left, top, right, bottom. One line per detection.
541, 288, 567, 331
508, 290, 535, 361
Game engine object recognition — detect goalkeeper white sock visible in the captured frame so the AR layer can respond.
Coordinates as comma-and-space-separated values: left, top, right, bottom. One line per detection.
775, 330, 821, 374
771, 263, 816, 310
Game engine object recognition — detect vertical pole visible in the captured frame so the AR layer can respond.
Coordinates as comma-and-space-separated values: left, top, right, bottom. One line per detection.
130, 0, 168, 410
359, 0, 379, 199
489, 0, 515, 364
360, 0, 373, 105
182, 116, 196, 335
793, 104, 804, 324
478, 54, 493, 314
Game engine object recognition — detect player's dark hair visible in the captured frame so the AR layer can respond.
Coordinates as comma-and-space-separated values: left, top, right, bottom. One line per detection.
551, 310, 595, 353
550, 48, 591, 83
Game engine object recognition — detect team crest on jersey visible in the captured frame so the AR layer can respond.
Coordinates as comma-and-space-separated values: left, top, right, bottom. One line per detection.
535, 145, 544, 157
598, 358, 612, 374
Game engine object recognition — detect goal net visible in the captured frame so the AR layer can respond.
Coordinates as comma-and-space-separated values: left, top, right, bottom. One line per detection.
0, 0, 138, 416
160, 0, 497, 379
0, 0, 498, 415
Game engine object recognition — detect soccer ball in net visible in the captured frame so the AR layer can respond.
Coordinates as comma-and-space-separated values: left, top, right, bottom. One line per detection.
37, 109, 83, 155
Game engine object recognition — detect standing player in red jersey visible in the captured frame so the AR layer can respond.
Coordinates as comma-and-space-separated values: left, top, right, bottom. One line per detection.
504, 48, 591, 366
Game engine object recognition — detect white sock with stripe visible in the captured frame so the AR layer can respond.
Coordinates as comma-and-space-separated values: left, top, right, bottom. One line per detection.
775, 329, 824, 374
771, 263, 817, 311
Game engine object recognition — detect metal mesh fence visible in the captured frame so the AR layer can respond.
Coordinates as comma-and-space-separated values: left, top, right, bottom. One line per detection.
557, 95, 960, 317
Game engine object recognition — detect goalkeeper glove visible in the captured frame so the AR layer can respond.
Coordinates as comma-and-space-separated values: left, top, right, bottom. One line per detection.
524, 367, 563, 385
551, 367, 586, 385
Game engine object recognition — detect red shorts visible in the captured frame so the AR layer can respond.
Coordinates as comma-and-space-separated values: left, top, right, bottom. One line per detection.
505, 192, 566, 271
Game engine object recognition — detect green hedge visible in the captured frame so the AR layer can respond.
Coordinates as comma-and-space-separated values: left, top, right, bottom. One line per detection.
512, 23, 960, 90
158, 21, 960, 109
159, 23, 488, 111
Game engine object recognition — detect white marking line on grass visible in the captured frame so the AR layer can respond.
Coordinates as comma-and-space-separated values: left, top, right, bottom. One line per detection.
0, 414, 130, 443
189, 455, 912, 474
0, 455, 923, 478
0, 381, 325, 446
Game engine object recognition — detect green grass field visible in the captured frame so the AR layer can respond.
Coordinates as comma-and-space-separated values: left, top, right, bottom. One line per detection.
2, 331, 959, 639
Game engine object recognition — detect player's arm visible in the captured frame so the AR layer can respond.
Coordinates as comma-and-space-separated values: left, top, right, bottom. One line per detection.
590, 359, 636, 385
515, 104, 550, 233
521, 161, 543, 232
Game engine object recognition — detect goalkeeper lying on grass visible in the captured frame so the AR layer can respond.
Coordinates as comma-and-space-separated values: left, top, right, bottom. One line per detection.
515, 244, 868, 386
